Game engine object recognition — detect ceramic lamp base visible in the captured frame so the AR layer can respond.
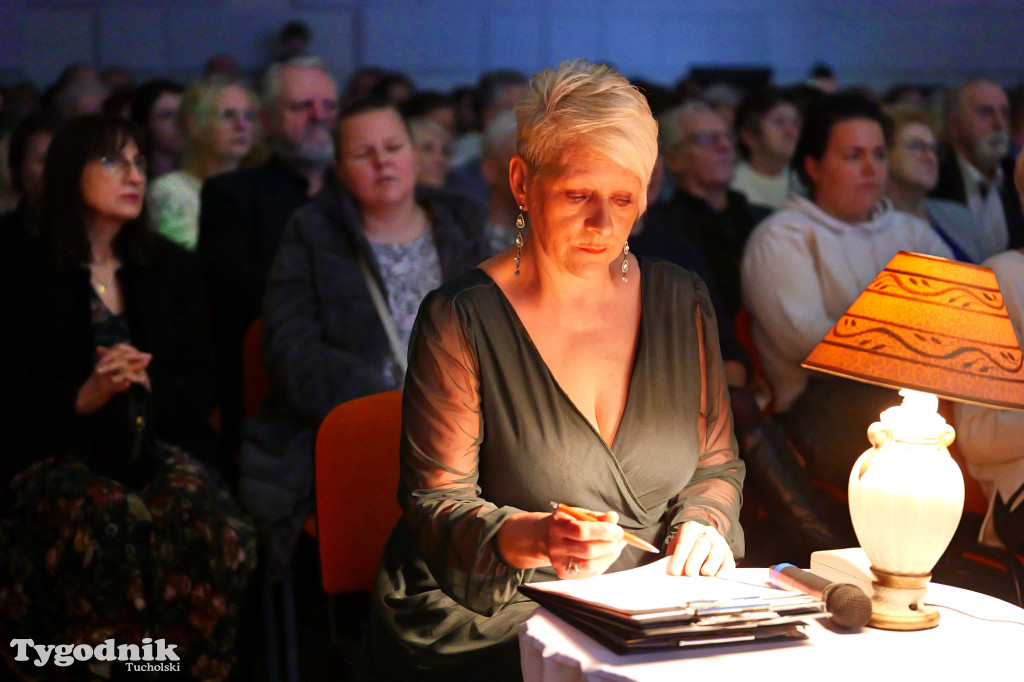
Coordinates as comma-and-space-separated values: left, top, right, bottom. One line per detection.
868, 567, 940, 630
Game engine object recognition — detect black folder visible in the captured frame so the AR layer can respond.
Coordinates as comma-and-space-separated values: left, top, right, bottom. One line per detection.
518, 567, 827, 655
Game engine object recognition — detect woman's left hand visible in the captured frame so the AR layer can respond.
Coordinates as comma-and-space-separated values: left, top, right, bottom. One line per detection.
666, 521, 734, 577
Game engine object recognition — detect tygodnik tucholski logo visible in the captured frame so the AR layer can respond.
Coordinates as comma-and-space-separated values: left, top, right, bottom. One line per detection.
10, 637, 181, 673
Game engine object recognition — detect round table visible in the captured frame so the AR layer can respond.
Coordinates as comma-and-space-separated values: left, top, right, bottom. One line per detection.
519, 568, 1024, 681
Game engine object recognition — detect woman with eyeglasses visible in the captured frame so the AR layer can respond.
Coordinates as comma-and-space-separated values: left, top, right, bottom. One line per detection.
0, 114, 256, 680
741, 93, 955, 490
884, 104, 982, 263
148, 75, 264, 249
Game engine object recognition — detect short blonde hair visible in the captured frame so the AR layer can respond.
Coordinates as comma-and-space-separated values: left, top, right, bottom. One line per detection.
516, 60, 659, 213
179, 75, 264, 175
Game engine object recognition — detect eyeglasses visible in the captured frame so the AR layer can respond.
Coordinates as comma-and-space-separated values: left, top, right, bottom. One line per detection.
99, 154, 147, 178
901, 138, 938, 156
685, 131, 735, 148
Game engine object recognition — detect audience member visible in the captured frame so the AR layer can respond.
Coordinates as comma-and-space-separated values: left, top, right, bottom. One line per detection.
479, 110, 520, 255
731, 87, 802, 209
274, 20, 313, 63
402, 90, 457, 138
409, 116, 451, 189
204, 53, 244, 79
884, 104, 981, 261
741, 92, 954, 489
344, 65, 387, 103
702, 81, 743, 128
197, 56, 339, 453
447, 69, 528, 200
370, 71, 416, 105
130, 78, 186, 179
0, 112, 18, 213
648, 100, 770, 320
54, 79, 109, 121
239, 96, 487, 581
953, 150, 1024, 555
149, 75, 261, 250
103, 84, 136, 119
1010, 84, 1024, 155
807, 63, 837, 93
0, 115, 255, 679
931, 79, 1023, 258
100, 65, 134, 93
0, 113, 59, 241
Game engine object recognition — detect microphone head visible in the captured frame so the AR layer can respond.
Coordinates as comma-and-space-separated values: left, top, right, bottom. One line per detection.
822, 583, 872, 628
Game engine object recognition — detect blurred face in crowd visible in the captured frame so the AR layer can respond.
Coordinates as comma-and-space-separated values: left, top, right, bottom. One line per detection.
335, 107, 417, 212
511, 147, 641, 278
748, 102, 801, 165
207, 84, 257, 163
667, 108, 736, 192
270, 65, 339, 165
21, 130, 54, 204
149, 91, 184, 154
949, 81, 1010, 174
81, 139, 146, 229
888, 121, 939, 192
426, 105, 458, 139
410, 119, 451, 189
805, 118, 888, 223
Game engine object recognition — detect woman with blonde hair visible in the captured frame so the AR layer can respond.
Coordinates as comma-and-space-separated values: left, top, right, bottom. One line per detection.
148, 75, 262, 249
364, 60, 744, 681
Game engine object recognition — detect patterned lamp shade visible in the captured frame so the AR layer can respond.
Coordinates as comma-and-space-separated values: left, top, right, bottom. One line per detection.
802, 251, 1024, 410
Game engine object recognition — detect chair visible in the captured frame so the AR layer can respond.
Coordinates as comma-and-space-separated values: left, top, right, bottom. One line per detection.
242, 318, 272, 417
315, 389, 404, 594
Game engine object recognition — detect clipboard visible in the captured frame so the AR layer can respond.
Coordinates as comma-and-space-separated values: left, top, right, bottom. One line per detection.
518, 559, 827, 655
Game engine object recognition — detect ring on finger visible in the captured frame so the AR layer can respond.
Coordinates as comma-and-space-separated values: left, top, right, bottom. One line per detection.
566, 556, 580, 576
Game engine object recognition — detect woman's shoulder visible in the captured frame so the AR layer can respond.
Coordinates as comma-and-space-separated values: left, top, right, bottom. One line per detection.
639, 256, 708, 300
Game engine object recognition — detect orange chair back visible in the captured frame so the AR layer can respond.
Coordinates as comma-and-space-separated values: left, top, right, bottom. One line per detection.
315, 389, 404, 594
242, 318, 273, 417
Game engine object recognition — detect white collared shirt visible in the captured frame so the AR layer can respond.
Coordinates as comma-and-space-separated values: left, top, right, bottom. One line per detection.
956, 152, 1009, 260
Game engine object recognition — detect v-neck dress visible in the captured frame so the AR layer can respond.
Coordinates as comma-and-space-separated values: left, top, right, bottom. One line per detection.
369, 256, 745, 677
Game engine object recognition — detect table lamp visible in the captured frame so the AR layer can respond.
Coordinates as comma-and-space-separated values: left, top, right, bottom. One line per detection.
801, 251, 1024, 630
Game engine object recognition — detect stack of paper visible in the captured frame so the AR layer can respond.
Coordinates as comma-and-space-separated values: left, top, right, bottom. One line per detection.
518, 559, 826, 654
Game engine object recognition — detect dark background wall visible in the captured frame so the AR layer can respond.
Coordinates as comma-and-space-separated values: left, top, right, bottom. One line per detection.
2, 0, 1022, 91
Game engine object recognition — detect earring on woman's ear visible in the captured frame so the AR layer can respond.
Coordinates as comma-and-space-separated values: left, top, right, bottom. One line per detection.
514, 206, 525, 277
621, 240, 630, 283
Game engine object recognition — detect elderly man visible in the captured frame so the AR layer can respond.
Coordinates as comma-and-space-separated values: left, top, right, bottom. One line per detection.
931, 79, 1024, 259
644, 100, 770, 321
198, 56, 339, 454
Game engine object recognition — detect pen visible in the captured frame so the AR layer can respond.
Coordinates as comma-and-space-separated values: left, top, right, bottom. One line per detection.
550, 502, 660, 553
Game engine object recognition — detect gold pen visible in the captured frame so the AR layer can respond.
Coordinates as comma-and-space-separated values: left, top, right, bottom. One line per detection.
551, 502, 660, 553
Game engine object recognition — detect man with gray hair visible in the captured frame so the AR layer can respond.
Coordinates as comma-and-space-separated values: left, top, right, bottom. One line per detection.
198, 56, 339, 454
931, 79, 1023, 258
645, 99, 769, 321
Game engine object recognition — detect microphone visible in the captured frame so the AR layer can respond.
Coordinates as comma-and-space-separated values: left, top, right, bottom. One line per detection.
769, 563, 872, 628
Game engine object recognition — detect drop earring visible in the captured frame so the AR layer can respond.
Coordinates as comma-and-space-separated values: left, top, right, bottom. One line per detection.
621, 240, 629, 283
514, 206, 525, 277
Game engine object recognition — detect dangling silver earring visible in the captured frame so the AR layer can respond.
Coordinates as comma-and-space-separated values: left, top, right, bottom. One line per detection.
514, 206, 525, 277
621, 241, 630, 283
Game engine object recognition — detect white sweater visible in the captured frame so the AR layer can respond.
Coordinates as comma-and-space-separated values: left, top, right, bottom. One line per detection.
741, 195, 954, 412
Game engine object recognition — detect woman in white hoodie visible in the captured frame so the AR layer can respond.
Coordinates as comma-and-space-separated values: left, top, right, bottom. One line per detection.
741, 92, 953, 488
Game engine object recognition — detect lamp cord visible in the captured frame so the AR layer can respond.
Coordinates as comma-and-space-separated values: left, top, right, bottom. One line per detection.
927, 603, 1024, 627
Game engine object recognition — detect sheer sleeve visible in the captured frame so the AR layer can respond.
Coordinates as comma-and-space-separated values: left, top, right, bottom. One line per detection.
665, 278, 746, 559
399, 288, 535, 616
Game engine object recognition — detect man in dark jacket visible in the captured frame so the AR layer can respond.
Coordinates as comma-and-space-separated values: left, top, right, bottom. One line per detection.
931, 79, 1024, 260
197, 56, 339, 453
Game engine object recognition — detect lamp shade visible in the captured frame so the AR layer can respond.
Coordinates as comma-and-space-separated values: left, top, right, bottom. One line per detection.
802, 251, 1024, 411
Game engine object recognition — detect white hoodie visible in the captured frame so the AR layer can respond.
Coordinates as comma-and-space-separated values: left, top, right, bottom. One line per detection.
741, 195, 954, 412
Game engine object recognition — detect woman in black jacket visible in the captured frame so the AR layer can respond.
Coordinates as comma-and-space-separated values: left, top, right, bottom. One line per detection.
0, 115, 255, 681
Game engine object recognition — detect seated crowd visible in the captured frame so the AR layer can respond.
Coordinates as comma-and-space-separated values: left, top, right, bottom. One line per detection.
2, 46, 1024, 680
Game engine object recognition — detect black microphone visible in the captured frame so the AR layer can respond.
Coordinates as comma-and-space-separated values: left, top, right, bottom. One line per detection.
769, 563, 872, 628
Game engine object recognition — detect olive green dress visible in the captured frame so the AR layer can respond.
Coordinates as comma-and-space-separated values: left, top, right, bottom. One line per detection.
366, 258, 745, 680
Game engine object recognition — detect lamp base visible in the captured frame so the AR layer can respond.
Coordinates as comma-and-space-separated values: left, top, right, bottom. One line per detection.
868, 567, 940, 631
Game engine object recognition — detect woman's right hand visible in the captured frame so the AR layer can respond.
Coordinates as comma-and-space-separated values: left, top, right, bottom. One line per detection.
547, 507, 627, 580
74, 344, 152, 414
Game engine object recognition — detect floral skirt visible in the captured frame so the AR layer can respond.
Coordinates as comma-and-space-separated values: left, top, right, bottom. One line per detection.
0, 443, 257, 681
